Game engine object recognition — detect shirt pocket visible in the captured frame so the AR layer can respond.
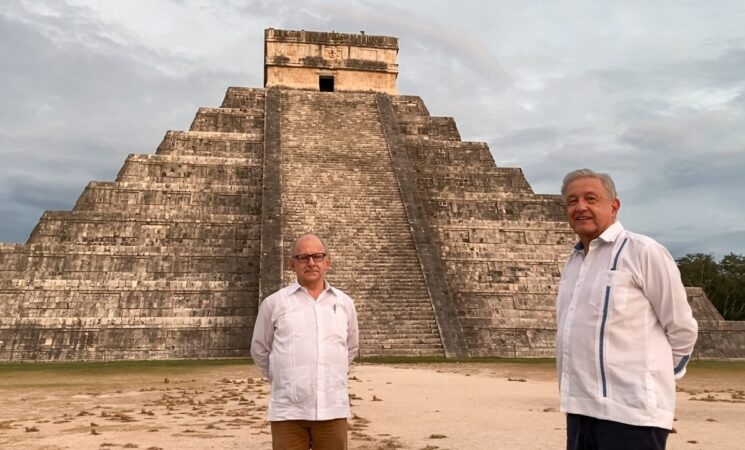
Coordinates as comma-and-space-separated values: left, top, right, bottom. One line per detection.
591, 270, 634, 311
323, 363, 349, 408
275, 365, 311, 405
332, 308, 348, 340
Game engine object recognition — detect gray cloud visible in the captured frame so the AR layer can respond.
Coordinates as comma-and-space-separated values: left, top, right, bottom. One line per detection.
1, 0, 744, 259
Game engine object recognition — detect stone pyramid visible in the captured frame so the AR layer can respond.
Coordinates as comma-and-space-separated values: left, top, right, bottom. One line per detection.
1, 28, 742, 360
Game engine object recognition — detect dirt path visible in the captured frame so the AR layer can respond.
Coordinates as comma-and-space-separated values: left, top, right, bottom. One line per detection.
0, 361, 743, 449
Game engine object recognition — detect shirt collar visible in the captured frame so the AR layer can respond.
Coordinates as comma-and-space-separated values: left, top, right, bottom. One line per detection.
288, 280, 337, 297
574, 221, 625, 252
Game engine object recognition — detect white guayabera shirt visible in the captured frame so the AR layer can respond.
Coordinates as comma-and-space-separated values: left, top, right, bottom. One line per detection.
556, 222, 698, 430
251, 281, 359, 421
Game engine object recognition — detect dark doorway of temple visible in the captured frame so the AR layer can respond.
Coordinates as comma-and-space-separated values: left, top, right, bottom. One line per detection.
319, 76, 334, 92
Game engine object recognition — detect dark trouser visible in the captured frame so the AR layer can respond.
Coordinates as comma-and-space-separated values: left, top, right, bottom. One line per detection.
567, 414, 669, 450
270, 418, 348, 450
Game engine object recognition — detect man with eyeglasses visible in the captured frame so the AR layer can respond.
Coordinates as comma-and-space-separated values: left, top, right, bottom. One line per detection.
251, 233, 359, 450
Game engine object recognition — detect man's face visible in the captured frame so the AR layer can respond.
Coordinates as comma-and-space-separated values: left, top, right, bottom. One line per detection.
290, 236, 331, 287
564, 177, 620, 245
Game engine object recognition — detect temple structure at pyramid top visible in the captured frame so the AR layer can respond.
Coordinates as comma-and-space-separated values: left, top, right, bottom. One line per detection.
0, 28, 743, 361
264, 28, 399, 94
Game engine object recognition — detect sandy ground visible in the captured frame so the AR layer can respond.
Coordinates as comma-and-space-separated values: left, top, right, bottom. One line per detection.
0, 361, 743, 450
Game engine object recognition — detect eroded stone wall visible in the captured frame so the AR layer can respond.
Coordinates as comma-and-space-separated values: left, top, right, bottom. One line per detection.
0, 88, 266, 360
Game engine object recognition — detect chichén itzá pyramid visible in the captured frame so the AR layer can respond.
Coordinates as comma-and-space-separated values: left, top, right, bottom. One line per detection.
1, 28, 743, 361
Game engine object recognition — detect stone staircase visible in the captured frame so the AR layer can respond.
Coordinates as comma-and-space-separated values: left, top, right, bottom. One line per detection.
277, 90, 445, 356
389, 95, 575, 357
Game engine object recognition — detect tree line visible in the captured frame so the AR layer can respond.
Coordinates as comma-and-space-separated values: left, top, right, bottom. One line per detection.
676, 253, 745, 321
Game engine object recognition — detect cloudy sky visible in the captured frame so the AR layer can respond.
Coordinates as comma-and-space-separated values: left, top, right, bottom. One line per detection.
1, 0, 744, 258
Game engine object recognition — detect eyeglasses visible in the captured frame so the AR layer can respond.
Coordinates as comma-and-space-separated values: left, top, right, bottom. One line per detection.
292, 253, 327, 263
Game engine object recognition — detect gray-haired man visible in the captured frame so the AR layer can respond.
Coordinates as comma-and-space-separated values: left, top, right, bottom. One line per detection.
251, 234, 359, 450
556, 169, 698, 450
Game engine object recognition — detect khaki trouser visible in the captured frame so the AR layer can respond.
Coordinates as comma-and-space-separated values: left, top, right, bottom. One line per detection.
271, 418, 348, 450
